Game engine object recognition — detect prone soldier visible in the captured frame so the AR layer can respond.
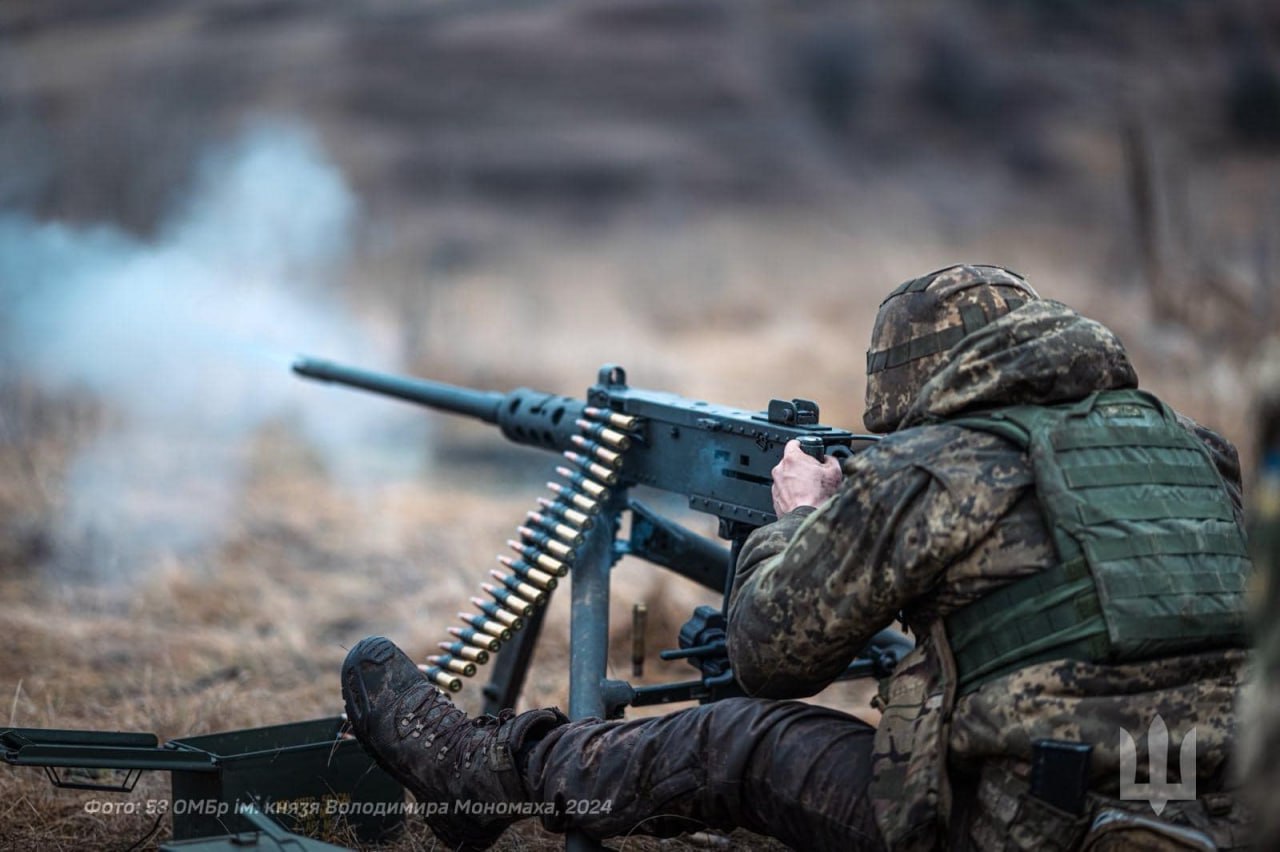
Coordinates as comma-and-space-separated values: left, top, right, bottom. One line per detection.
341, 265, 1250, 850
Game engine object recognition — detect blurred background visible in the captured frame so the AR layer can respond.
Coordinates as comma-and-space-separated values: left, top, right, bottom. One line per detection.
1, 0, 1278, 848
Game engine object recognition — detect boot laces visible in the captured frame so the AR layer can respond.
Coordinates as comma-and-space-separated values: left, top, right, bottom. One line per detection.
440, 708, 515, 769
401, 686, 466, 734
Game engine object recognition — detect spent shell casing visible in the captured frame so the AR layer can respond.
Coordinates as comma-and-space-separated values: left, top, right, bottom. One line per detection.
546, 482, 599, 514
498, 555, 559, 589
421, 666, 463, 692
584, 405, 640, 432
515, 528, 575, 562
527, 511, 586, 546
490, 570, 548, 606
448, 626, 502, 653
632, 602, 648, 677
538, 497, 593, 529
564, 451, 618, 485
506, 540, 568, 576
470, 597, 524, 629
570, 435, 623, 468
439, 641, 489, 664
575, 419, 631, 451
458, 612, 513, 642
555, 466, 608, 499
481, 583, 535, 617
427, 655, 477, 678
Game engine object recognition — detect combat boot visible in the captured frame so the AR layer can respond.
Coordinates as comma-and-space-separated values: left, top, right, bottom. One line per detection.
341, 636, 566, 850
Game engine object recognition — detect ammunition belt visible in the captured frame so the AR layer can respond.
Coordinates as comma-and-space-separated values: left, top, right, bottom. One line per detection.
419, 407, 640, 691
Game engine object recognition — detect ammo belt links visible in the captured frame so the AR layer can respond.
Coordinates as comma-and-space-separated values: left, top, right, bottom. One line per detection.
422, 407, 641, 692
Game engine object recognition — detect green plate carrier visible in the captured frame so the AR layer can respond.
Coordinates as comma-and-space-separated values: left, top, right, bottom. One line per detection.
945, 389, 1250, 693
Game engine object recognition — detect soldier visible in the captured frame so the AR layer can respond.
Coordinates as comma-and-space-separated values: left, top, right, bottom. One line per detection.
342, 265, 1250, 851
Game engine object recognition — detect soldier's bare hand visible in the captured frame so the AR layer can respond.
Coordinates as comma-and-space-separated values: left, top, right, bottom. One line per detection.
771, 439, 843, 515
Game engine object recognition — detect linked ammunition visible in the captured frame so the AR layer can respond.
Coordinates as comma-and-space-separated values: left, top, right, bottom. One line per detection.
458, 612, 513, 642
481, 582, 535, 616
427, 655, 477, 678
497, 555, 559, 589
576, 417, 633, 449
570, 434, 623, 467
490, 570, 548, 606
470, 596, 524, 629
564, 451, 619, 485
514, 529, 574, 563
526, 510, 585, 546
537, 496, 593, 528
546, 482, 599, 514
448, 626, 502, 653
504, 543, 566, 578
555, 465, 608, 499
583, 405, 640, 432
439, 641, 489, 664
421, 666, 463, 692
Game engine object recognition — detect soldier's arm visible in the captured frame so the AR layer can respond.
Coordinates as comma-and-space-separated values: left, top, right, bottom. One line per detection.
725, 445, 958, 699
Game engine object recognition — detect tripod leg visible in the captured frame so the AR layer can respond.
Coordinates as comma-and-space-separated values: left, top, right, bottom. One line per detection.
564, 502, 620, 852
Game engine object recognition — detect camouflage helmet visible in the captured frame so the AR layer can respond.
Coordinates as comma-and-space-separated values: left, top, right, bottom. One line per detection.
864, 264, 1040, 433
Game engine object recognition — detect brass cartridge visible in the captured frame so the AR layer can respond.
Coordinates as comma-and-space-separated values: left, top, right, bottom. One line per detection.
575, 419, 631, 451
427, 655, 477, 678
498, 555, 559, 588
570, 434, 623, 467
584, 406, 640, 432
421, 666, 462, 692
439, 641, 489, 664
458, 612, 512, 642
545, 482, 599, 514
555, 466, 608, 499
448, 626, 502, 653
481, 583, 535, 617
537, 497, 593, 529
563, 451, 618, 485
527, 511, 586, 546
470, 597, 524, 629
489, 570, 548, 606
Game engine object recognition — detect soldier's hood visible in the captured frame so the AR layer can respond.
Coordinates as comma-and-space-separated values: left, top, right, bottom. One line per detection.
897, 299, 1138, 429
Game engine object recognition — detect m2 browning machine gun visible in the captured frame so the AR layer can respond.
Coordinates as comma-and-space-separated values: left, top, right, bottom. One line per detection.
293, 358, 912, 723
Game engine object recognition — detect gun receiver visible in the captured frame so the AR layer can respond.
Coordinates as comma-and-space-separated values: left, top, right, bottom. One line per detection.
292, 357, 876, 531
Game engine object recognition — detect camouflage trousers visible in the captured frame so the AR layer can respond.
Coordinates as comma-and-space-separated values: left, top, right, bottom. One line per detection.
521, 697, 885, 851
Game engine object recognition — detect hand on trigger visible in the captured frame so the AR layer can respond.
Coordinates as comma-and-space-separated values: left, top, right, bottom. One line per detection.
770, 439, 843, 516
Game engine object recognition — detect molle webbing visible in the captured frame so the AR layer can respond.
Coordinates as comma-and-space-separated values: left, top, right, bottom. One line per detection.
945, 391, 1250, 693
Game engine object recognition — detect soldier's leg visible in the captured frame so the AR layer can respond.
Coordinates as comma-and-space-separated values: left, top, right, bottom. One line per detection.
343, 637, 880, 851
523, 697, 883, 852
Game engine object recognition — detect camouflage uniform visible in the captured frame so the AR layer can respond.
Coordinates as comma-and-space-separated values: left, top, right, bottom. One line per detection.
729, 298, 1249, 850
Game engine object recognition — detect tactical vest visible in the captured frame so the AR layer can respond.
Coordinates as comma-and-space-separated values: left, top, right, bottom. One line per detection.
944, 389, 1250, 693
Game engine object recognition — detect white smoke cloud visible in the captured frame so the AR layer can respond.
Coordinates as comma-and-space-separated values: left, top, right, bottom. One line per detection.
0, 121, 426, 580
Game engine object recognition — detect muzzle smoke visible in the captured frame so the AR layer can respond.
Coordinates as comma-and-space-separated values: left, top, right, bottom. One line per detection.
0, 122, 426, 581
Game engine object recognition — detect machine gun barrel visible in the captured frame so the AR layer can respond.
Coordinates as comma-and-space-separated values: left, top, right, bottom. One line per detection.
292, 357, 506, 424
293, 356, 587, 452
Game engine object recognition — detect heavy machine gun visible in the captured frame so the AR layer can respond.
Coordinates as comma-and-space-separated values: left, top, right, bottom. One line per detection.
292, 358, 912, 723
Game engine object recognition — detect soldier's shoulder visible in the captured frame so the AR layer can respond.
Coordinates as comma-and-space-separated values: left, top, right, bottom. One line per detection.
849, 421, 1032, 495
858, 421, 1018, 466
